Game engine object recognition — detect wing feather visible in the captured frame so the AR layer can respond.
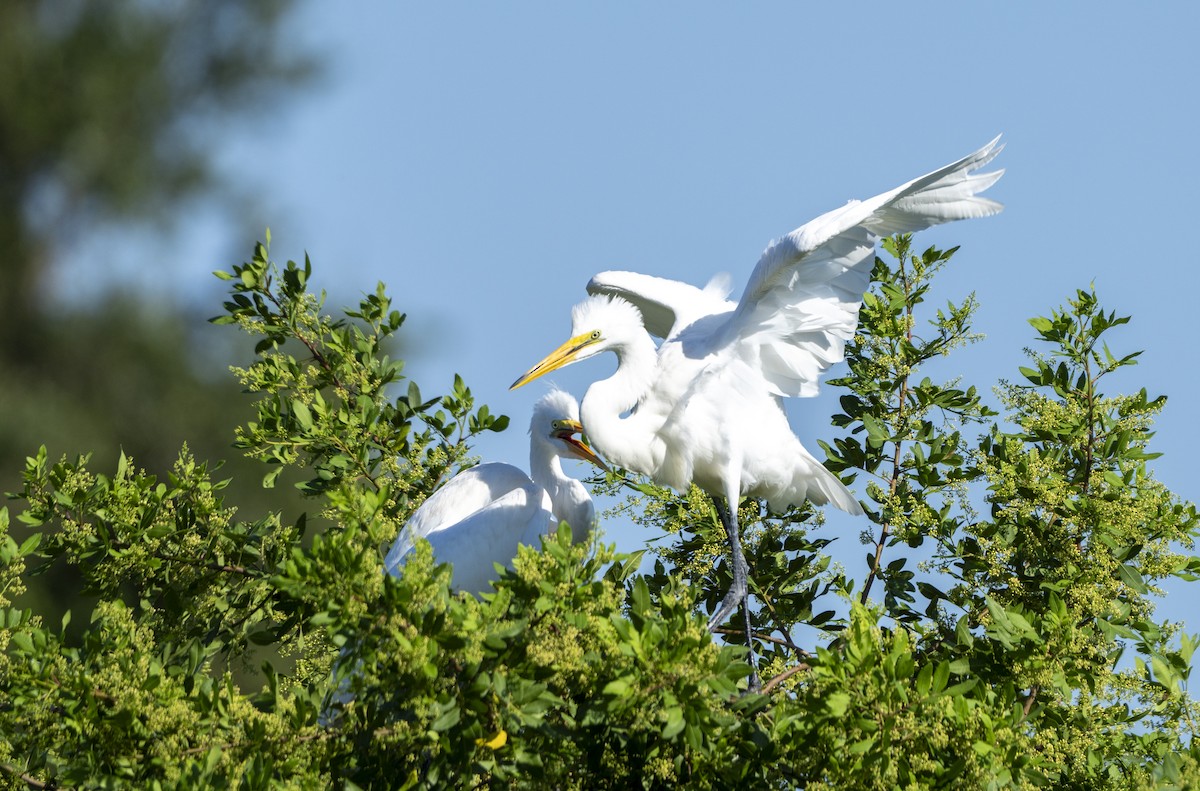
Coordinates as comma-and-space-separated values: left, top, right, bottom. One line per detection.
383, 463, 536, 575
409, 485, 550, 594
588, 270, 736, 339
728, 136, 1004, 397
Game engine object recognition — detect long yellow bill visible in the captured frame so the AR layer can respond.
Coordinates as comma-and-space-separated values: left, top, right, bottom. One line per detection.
510, 332, 596, 390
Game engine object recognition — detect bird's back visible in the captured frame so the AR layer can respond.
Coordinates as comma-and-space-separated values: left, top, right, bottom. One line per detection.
384, 462, 548, 579
414, 484, 555, 594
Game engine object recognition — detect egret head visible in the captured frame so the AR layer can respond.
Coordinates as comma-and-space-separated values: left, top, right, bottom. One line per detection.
530, 388, 608, 470
510, 296, 644, 390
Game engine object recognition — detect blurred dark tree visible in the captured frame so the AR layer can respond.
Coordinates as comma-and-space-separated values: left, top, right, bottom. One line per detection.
0, 0, 317, 455
0, 0, 314, 356
0, 0, 320, 615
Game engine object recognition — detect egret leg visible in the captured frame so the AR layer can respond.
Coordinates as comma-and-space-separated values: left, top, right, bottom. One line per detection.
708, 495, 760, 691
706, 496, 744, 629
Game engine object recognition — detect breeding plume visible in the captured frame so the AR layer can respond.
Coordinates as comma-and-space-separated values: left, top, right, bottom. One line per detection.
512, 138, 1004, 636
384, 388, 605, 595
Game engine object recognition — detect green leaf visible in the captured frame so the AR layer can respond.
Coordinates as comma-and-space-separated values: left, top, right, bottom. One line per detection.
10, 631, 33, 653
848, 737, 876, 755
972, 740, 994, 756
663, 707, 685, 739
603, 678, 633, 697
825, 692, 851, 716
262, 466, 284, 489
932, 660, 949, 694
1118, 563, 1148, 594
430, 707, 461, 732
18, 532, 43, 556
292, 400, 313, 431
916, 661, 933, 697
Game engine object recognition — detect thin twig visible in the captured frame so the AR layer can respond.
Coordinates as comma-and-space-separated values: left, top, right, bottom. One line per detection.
150, 550, 258, 577
1021, 685, 1039, 719
861, 248, 914, 605
712, 626, 812, 655
761, 662, 812, 694
0, 762, 55, 790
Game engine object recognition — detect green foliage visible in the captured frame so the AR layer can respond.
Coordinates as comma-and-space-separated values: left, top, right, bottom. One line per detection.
827, 236, 995, 621
0, 0, 321, 646
1, 235, 1198, 788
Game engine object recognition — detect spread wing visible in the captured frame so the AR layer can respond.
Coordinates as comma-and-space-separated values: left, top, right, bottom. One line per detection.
587, 270, 736, 340
725, 136, 1004, 398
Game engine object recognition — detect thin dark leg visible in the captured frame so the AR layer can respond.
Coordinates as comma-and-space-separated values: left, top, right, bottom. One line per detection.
706, 495, 744, 629
740, 599, 761, 693
708, 495, 760, 691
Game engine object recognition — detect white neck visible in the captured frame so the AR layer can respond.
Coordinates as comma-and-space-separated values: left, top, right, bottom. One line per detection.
580, 332, 662, 476
530, 442, 593, 543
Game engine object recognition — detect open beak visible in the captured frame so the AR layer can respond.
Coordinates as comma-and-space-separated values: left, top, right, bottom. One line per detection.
511, 332, 595, 390
553, 419, 609, 471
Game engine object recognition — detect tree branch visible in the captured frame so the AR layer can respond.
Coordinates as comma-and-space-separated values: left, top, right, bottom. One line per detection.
761, 662, 812, 694
861, 245, 914, 606
1021, 685, 1039, 719
0, 762, 57, 790
712, 626, 812, 655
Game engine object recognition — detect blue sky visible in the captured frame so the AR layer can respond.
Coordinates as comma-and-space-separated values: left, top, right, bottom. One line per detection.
89, 4, 1199, 639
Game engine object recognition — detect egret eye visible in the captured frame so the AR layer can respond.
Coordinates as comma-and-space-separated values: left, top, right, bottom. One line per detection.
590, 330, 601, 340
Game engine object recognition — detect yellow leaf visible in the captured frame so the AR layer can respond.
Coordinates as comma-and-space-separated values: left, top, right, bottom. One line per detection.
476, 729, 507, 750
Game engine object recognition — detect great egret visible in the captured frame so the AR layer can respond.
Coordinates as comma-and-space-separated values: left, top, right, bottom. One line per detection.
511, 138, 1004, 635
383, 388, 606, 595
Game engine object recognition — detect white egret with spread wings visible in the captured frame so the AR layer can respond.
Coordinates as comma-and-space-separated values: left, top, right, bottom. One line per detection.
511, 138, 1004, 637
384, 388, 605, 595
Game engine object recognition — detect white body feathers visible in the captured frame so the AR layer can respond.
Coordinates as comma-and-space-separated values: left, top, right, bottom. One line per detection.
383, 388, 596, 595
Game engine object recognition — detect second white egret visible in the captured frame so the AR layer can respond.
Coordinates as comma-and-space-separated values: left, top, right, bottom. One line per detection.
384, 388, 605, 596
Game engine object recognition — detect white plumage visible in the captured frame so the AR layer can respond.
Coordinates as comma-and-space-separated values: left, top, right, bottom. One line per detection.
383, 388, 603, 596
512, 138, 1005, 633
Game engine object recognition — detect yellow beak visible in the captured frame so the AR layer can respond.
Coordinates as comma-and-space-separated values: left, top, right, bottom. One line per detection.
553, 419, 609, 471
510, 332, 596, 390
